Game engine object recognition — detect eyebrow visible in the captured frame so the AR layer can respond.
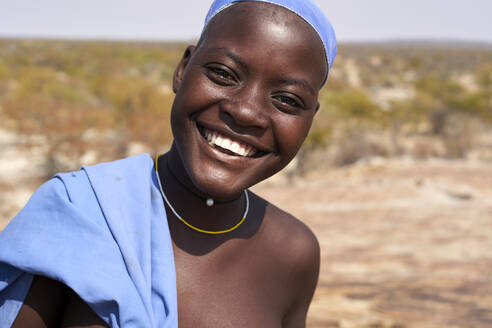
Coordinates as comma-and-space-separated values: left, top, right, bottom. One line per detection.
277, 77, 316, 97
207, 47, 249, 72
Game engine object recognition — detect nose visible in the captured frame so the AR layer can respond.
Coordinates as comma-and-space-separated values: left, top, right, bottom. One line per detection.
219, 84, 269, 131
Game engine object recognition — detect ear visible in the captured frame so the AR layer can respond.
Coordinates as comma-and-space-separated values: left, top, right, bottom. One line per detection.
173, 45, 196, 93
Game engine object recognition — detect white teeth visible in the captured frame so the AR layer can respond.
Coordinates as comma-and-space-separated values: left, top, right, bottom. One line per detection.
244, 145, 255, 157
222, 139, 231, 149
205, 130, 212, 144
202, 127, 257, 157
238, 145, 247, 157
230, 143, 239, 154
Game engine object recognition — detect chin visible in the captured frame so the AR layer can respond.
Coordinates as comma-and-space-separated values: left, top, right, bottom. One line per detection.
178, 144, 291, 201
183, 155, 274, 200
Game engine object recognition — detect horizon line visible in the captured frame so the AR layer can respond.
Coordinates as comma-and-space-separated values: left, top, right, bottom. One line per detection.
1, 35, 492, 46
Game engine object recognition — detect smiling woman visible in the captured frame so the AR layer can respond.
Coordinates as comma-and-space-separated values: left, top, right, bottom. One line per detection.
0, 1, 337, 327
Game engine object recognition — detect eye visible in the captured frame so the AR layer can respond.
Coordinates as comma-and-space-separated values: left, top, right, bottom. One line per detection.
275, 95, 301, 107
272, 93, 305, 113
211, 67, 232, 79
204, 64, 237, 86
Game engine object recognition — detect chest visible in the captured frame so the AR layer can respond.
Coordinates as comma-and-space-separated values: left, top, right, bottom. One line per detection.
172, 243, 287, 328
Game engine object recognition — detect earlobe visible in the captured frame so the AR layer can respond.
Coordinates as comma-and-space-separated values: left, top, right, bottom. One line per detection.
173, 45, 196, 93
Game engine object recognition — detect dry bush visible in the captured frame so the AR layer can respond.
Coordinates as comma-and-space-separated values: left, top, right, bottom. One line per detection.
403, 114, 479, 160
329, 130, 389, 167
442, 134, 472, 159
410, 136, 442, 159
441, 116, 475, 159
1, 40, 491, 178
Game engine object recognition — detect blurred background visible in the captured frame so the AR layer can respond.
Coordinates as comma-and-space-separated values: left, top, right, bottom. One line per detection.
1, 1, 491, 327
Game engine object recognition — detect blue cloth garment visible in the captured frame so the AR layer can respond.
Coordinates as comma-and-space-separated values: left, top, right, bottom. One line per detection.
204, 0, 337, 83
0, 154, 178, 327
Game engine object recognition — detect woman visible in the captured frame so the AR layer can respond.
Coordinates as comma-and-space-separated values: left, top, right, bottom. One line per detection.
0, 0, 337, 327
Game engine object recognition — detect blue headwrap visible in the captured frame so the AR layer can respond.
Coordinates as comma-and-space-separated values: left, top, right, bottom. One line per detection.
204, 0, 337, 82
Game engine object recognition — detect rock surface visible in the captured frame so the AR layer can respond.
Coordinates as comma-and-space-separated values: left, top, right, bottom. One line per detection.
252, 159, 492, 328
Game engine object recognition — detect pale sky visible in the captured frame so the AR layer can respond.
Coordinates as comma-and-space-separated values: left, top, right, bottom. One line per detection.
1, 0, 491, 42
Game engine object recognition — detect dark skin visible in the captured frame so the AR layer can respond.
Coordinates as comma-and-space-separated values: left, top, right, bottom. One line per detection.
11, 2, 327, 327
11, 275, 107, 328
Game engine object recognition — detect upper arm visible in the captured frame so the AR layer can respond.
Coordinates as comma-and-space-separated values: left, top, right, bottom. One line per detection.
281, 223, 321, 328
60, 288, 108, 328
11, 275, 108, 328
11, 275, 67, 328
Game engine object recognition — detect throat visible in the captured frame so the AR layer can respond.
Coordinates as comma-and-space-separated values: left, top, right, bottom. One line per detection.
155, 153, 249, 236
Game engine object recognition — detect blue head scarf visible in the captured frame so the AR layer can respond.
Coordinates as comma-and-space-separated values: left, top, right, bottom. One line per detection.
204, 0, 337, 83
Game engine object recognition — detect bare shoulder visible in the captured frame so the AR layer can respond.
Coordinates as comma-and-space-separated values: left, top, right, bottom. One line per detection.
251, 192, 320, 273
250, 192, 320, 325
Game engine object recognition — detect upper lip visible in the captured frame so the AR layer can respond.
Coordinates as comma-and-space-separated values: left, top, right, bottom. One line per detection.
196, 121, 273, 154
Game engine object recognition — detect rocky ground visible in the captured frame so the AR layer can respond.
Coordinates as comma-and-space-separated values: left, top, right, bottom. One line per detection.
252, 158, 492, 328
1, 154, 491, 327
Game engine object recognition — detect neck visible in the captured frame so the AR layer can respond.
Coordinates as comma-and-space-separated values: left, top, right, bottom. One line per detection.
157, 148, 246, 232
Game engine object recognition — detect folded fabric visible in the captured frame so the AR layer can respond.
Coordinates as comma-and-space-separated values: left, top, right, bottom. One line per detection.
0, 154, 178, 327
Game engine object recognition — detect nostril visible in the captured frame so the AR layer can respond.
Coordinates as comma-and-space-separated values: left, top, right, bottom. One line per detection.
219, 97, 269, 130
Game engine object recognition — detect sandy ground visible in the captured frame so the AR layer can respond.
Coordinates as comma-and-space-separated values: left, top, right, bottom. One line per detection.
1, 156, 491, 327
252, 158, 492, 328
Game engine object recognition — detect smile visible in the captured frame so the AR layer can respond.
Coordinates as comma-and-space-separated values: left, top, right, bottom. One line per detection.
197, 125, 264, 158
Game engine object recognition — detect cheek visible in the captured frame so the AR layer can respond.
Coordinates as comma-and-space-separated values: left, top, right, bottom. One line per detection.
172, 73, 224, 121
273, 114, 314, 160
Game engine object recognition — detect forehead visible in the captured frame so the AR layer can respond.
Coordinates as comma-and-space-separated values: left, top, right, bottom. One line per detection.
198, 2, 327, 87
202, 2, 321, 50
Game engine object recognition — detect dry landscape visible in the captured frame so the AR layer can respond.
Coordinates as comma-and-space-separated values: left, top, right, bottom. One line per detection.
1, 39, 491, 327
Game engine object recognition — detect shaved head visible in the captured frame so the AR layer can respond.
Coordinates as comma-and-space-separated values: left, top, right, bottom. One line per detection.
196, 2, 328, 85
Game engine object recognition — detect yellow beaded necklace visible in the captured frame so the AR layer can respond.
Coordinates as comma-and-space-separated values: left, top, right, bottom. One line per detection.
154, 154, 249, 235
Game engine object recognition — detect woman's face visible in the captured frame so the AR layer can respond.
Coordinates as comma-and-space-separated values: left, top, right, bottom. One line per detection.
170, 2, 327, 199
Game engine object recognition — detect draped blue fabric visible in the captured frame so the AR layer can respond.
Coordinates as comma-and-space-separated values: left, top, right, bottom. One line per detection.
0, 154, 178, 328
204, 0, 337, 82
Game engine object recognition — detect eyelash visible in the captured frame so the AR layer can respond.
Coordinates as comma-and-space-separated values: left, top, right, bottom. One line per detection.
272, 94, 306, 114
274, 95, 301, 108
205, 65, 236, 85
